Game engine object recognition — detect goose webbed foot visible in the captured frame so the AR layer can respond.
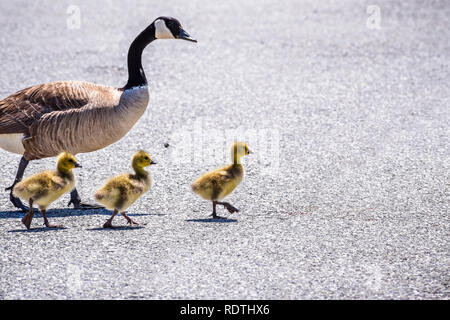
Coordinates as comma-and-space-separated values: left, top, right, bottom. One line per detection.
69, 200, 104, 210
7, 157, 30, 213
68, 189, 104, 210
8, 191, 29, 213
6, 181, 28, 213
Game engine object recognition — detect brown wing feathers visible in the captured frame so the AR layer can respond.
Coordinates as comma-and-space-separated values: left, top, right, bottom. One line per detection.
0, 82, 90, 135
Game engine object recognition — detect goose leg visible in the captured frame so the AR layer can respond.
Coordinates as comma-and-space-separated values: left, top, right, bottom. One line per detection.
21, 199, 34, 230
121, 211, 139, 226
210, 201, 226, 219
68, 188, 104, 210
216, 201, 239, 214
103, 209, 118, 228
5, 156, 30, 213
41, 209, 64, 229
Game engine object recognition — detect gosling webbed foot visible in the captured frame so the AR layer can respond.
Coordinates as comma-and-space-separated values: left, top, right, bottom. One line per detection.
121, 212, 139, 226
210, 213, 227, 220
222, 203, 239, 214
43, 222, 65, 229
41, 210, 64, 229
103, 220, 115, 229
21, 213, 33, 230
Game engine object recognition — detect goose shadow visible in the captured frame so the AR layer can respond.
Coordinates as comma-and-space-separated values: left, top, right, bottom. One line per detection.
185, 218, 238, 223
0, 209, 164, 219
0, 208, 111, 218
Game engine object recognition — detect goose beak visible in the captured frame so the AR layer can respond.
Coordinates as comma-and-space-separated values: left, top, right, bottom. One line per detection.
150, 160, 157, 165
75, 162, 82, 168
178, 29, 197, 43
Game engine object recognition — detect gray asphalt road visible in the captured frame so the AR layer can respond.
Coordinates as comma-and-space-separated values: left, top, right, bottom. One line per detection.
0, 0, 448, 299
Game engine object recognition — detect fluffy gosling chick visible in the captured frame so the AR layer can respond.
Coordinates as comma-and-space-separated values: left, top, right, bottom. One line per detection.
94, 150, 155, 228
13, 152, 81, 229
191, 142, 251, 219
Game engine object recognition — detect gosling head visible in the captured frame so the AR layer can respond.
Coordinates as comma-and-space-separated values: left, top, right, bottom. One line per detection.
132, 150, 156, 170
231, 142, 252, 164
153, 17, 197, 43
57, 152, 81, 173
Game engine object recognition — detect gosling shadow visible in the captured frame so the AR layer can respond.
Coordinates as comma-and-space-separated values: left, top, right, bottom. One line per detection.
8, 227, 67, 233
127, 213, 165, 217
186, 218, 238, 223
87, 226, 145, 231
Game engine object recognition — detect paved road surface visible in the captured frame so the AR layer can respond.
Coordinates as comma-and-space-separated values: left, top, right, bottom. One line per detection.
0, 0, 448, 299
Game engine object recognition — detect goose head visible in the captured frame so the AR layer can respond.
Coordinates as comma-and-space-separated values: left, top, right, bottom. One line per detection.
231, 142, 252, 164
153, 17, 197, 43
132, 150, 156, 170
57, 152, 81, 173
123, 17, 196, 89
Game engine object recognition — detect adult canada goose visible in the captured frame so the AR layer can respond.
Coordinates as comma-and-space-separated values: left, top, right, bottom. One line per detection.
13, 152, 81, 229
0, 17, 196, 212
191, 142, 251, 219
94, 150, 155, 228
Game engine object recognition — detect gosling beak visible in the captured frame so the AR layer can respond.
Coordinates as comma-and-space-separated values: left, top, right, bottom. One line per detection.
75, 162, 82, 168
150, 160, 157, 165
178, 29, 197, 43
248, 150, 253, 155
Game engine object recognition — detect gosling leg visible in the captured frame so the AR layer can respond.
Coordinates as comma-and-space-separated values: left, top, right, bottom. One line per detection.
121, 211, 139, 226
210, 201, 226, 219
6, 156, 30, 213
42, 209, 64, 228
216, 201, 239, 214
103, 209, 118, 228
21, 199, 34, 230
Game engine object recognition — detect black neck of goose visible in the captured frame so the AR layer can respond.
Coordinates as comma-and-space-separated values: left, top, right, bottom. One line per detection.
122, 24, 156, 90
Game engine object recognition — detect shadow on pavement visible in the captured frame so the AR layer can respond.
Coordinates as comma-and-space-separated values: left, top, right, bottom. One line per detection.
86, 226, 145, 231
8, 227, 66, 233
0, 209, 162, 219
185, 218, 238, 223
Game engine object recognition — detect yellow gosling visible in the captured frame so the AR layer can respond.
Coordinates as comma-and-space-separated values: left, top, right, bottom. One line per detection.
13, 152, 81, 229
94, 150, 155, 228
191, 141, 251, 219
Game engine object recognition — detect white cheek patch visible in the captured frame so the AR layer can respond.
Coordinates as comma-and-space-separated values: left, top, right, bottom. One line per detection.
155, 19, 175, 39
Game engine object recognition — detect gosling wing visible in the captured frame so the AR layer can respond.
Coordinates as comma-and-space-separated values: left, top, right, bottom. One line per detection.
192, 167, 234, 200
